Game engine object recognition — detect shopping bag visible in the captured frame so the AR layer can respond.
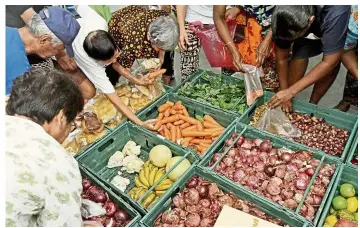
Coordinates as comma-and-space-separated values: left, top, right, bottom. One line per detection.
189, 20, 237, 68
242, 64, 264, 105
255, 107, 301, 138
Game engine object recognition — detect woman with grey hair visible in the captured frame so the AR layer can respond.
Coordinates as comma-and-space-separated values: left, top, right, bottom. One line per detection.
108, 5, 179, 70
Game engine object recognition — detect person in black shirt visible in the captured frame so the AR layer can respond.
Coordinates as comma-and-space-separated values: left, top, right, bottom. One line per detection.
268, 6, 350, 111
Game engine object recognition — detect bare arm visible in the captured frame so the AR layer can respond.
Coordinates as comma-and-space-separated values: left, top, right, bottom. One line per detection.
275, 46, 290, 90
176, 5, 187, 32
20, 7, 36, 23
112, 62, 153, 86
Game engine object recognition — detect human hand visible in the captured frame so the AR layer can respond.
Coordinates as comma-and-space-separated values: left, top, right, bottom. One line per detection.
281, 100, 293, 113
137, 74, 155, 86
140, 119, 156, 131
225, 7, 240, 20
256, 38, 272, 67
268, 89, 294, 109
229, 49, 244, 72
56, 52, 77, 71
179, 29, 189, 51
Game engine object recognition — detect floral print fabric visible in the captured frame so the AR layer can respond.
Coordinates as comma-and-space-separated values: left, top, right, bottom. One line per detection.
5, 116, 83, 227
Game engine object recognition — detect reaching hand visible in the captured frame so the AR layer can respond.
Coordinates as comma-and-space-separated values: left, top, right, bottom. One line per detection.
281, 100, 293, 113
141, 119, 156, 131
256, 38, 272, 67
137, 74, 154, 86
230, 49, 244, 72
56, 53, 77, 71
268, 89, 294, 109
179, 29, 190, 51
225, 7, 240, 20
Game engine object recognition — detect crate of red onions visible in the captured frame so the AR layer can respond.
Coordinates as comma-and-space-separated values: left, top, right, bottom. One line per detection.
346, 130, 358, 169
139, 166, 309, 227
80, 165, 141, 227
239, 91, 358, 161
199, 122, 341, 225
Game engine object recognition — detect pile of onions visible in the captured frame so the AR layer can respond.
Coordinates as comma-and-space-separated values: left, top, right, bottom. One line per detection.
82, 178, 130, 226
153, 176, 284, 227
209, 134, 336, 221
288, 113, 349, 156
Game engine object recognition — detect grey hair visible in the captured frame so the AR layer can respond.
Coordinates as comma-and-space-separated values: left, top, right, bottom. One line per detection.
148, 16, 179, 50
27, 11, 62, 44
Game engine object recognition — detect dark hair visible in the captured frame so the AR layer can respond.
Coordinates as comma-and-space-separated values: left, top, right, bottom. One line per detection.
83, 30, 117, 61
6, 68, 84, 125
272, 6, 315, 41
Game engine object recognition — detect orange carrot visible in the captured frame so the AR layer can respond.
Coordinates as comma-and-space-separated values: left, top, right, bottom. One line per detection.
196, 121, 204, 131
160, 115, 180, 124
157, 113, 164, 121
203, 115, 222, 127
154, 121, 162, 131
159, 130, 165, 137
166, 101, 175, 106
166, 123, 172, 129
180, 137, 193, 147
190, 139, 212, 144
149, 69, 167, 80
211, 130, 223, 138
170, 108, 177, 115
173, 101, 183, 110
203, 122, 221, 129
182, 106, 190, 117
195, 145, 207, 154
164, 126, 171, 140
170, 124, 176, 142
180, 122, 190, 129
199, 142, 211, 148
158, 103, 171, 112
182, 125, 197, 132
204, 127, 224, 133
176, 126, 181, 142
174, 120, 185, 126
178, 115, 197, 125
176, 110, 183, 114
212, 137, 219, 141
164, 107, 171, 117
182, 131, 212, 137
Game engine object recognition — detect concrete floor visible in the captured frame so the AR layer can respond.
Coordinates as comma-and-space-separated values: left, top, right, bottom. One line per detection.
109, 5, 358, 115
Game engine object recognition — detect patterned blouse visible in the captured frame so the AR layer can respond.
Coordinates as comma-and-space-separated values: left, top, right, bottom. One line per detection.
6, 116, 83, 227
108, 6, 168, 69
243, 5, 274, 33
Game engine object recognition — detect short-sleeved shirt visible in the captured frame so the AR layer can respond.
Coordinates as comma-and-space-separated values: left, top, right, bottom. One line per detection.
5, 115, 83, 227
6, 27, 31, 95
274, 6, 350, 55
72, 5, 115, 94
108, 5, 168, 69
6, 5, 48, 28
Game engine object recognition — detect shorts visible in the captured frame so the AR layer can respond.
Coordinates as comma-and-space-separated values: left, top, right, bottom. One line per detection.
291, 38, 323, 59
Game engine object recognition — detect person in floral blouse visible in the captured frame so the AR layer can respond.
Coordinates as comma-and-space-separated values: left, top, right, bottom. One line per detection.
5, 68, 84, 226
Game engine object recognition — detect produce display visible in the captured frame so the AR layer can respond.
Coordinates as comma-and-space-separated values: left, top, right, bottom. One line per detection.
350, 149, 358, 166
128, 145, 191, 210
209, 133, 336, 221
81, 178, 131, 227
153, 100, 225, 155
178, 73, 247, 114
62, 111, 107, 156
153, 176, 284, 227
323, 183, 358, 227
250, 104, 350, 157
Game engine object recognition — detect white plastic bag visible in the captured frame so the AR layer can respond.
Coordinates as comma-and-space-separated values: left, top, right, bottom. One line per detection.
255, 107, 301, 138
81, 199, 106, 219
242, 64, 264, 105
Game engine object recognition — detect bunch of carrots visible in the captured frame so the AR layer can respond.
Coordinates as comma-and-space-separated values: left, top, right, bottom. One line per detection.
154, 101, 225, 155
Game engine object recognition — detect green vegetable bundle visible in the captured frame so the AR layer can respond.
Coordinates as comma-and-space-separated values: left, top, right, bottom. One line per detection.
178, 74, 247, 114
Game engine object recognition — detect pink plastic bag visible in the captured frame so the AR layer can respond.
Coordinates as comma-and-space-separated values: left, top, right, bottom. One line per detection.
189, 20, 237, 68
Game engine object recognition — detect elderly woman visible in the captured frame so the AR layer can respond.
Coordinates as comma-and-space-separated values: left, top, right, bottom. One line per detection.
6, 68, 84, 226
108, 5, 179, 70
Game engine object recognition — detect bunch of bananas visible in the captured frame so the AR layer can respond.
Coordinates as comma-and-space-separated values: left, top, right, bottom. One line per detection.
128, 160, 173, 209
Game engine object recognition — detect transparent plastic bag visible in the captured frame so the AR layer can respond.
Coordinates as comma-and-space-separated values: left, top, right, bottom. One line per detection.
189, 20, 237, 68
255, 107, 301, 138
81, 199, 106, 219
242, 64, 264, 105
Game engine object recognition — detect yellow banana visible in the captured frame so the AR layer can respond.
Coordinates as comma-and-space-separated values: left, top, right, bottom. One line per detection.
139, 169, 150, 187
144, 160, 150, 168
135, 176, 147, 189
141, 192, 156, 208
144, 166, 150, 181
155, 190, 166, 196
159, 178, 173, 186
149, 167, 158, 186
154, 168, 165, 184
134, 187, 146, 201
148, 196, 159, 209
155, 183, 172, 191
148, 163, 154, 171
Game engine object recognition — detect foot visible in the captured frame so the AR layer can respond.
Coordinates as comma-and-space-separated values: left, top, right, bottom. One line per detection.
334, 100, 351, 112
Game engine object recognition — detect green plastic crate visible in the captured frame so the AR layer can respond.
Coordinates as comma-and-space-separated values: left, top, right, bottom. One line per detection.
79, 165, 141, 227
77, 122, 198, 215
346, 130, 358, 169
199, 122, 342, 225
171, 69, 208, 93
174, 71, 248, 116
318, 164, 358, 226
140, 166, 309, 227
239, 91, 358, 161
136, 93, 238, 159
72, 128, 110, 159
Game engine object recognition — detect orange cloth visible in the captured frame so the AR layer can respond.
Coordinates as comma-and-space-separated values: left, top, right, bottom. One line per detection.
235, 11, 262, 66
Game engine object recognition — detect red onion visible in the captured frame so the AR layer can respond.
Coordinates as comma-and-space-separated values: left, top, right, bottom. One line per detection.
161, 210, 180, 225
82, 178, 92, 191
223, 156, 235, 167
114, 210, 129, 223
197, 185, 209, 199
172, 194, 186, 209
264, 165, 275, 177
241, 141, 252, 149
286, 163, 299, 172
275, 165, 286, 178
104, 201, 119, 217
284, 199, 298, 210
227, 149, 236, 157
225, 138, 233, 147
185, 213, 201, 227
305, 168, 314, 177
313, 195, 322, 206
270, 177, 283, 186
200, 218, 214, 227
184, 188, 200, 205
88, 186, 107, 203
251, 148, 259, 156
233, 169, 246, 182
259, 152, 269, 162
208, 183, 220, 199
212, 153, 222, 163
259, 140, 273, 153
295, 178, 308, 190
218, 195, 234, 207
253, 161, 265, 172
236, 136, 245, 146
266, 184, 280, 196
199, 199, 211, 208
280, 152, 292, 163
281, 189, 294, 199
254, 138, 263, 147
268, 155, 278, 166
186, 177, 199, 188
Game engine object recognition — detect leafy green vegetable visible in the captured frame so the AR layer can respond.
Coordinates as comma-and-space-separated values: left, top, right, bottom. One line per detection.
195, 114, 204, 122
178, 74, 247, 114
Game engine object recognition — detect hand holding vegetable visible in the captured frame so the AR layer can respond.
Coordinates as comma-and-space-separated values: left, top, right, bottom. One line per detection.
225, 7, 240, 20
268, 89, 294, 109
256, 33, 272, 67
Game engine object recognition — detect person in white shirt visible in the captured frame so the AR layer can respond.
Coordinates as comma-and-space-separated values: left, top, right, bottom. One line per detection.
6, 68, 84, 226
73, 5, 156, 130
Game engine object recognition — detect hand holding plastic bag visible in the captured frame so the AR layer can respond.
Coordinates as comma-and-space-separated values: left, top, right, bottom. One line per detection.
255, 107, 301, 138
242, 64, 264, 105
